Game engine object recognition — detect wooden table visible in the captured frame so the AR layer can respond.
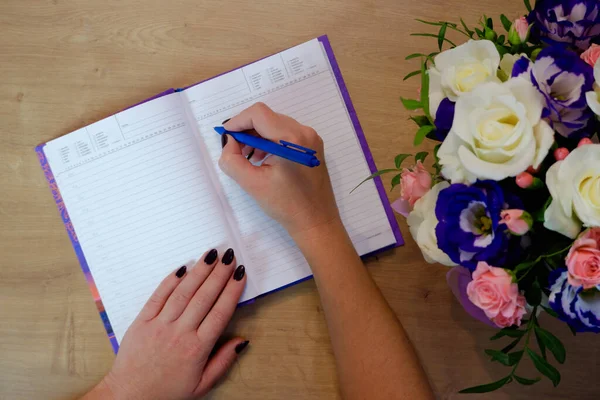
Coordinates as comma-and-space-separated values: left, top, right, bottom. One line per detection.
1, 0, 599, 399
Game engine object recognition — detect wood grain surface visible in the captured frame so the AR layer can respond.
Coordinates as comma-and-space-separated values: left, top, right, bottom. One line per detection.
1, 0, 598, 399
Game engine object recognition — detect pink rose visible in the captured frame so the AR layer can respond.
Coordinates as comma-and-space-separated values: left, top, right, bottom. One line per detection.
500, 209, 532, 236
514, 16, 529, 42
400, 161, 432, 207
581, 44, 600, 67
467, 262, 527, 328
491, 296, 527, 328
566, 228, 600, 289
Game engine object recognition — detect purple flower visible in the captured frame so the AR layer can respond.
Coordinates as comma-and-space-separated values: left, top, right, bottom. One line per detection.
548, 268, 600, 333
433, 98, 455, 141
528, 0, 600, 51
512, 46, 595, 137
435, 181, 520, 271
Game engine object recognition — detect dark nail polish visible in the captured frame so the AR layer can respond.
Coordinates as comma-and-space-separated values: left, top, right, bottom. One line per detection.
175, 266, 186, 278
222, 248, 235, 265
222, 118, 231, 124
221, 134, 228, 148
235, 340, 249, 354
234, 265, 245, 281
246, 149, 255, 160
204, 249, 218, 264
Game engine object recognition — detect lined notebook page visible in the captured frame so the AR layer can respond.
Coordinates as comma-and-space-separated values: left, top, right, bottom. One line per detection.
44, 93, 235, 342
183, 39, 397, 296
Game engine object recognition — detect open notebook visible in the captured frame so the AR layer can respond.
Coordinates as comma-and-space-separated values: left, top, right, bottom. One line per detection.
36, 35, 403, 352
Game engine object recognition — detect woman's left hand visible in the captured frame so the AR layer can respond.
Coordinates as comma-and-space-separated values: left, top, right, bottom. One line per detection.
82, 248, 248, 400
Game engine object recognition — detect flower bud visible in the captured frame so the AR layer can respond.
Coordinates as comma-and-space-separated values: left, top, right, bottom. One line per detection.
509, 17, 530, 45
578, 138, 593, 147
554, 147, 570, 161
501, 209, 533, 236
484, 27, 497, 41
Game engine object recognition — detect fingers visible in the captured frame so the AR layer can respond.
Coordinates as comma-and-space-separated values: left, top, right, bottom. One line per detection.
136, 265, 188, 321
194, 338, 249, 397
157, 249, 219, 322
176, 249, 239, 330
219, 135, 266, 188
223, 102, 302, 142
197, 264, 247, 345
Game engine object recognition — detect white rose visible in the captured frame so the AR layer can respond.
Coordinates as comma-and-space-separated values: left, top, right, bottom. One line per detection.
407, 181, 457, 266
585, 62, 600, 116
544, 144, 600, 239
437, 78, 554, 183
499, 53, 527, 80
429, 40, 501, 117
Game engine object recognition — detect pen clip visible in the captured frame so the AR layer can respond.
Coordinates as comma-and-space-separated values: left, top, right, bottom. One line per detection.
280, 140, 317, 155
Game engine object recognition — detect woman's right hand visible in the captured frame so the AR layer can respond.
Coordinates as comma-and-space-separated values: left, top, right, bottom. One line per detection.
219, 102, 341, 237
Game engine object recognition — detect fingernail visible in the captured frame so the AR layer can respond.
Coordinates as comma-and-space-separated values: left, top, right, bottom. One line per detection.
221, 134, 228, 148
175, 266, 187, 278
222, 118, 231, 124
204, 249, 218, 264
234, 265, 245, 281
222, 248, 235, 265
246, 149, 255, 160
235, 340, 249, 354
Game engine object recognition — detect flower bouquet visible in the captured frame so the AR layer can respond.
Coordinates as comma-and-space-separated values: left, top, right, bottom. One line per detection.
359, 0, 600, 393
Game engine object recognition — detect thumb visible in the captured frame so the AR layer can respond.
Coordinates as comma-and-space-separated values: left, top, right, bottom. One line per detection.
195, 338, 249, 396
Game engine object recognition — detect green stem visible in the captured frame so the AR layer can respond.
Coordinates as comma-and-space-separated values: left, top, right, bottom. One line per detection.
509, 307, 537, 377
516, 244, 572, 282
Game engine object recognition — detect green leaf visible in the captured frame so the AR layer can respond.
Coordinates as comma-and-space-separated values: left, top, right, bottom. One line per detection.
415, 19, 457, 28
535, 326, 566, 364
459, 376, 512, 394
405, 53, 426, 60
535, 328, 547, 360
420, 59, 430, 120
526, 279, 542, 306
567, 323, 578, 336
514, 259, 539, 274
409, 116, 431, 127
486, 17, 493, 30
350, 169, 398, 193
542, 305, 559, 319
394, 154, 411, 169
438, 23, 447, 51
501, 338, 521, 354
509, 350, 524, 365
497, 34, 505, 44
414, 125, 434, 146
460, 17, 475, 38
390, 173, 402, 191
524, 0, 532, 12
485, 349, 523, 366
490, 328, 525, 340
403, 70, 422, 81
475, 27, 484, 38
526, 348, 561, 387
400, 97, 422, 110
514, 375, 541, 386
500, 14, 512, 32
415, 151, 428, 163
410, 33, 456, 47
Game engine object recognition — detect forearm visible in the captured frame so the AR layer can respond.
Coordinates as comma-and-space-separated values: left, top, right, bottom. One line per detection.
293, 220, 434, 400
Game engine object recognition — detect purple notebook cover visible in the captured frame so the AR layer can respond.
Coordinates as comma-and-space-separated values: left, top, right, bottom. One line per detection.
35, 35, 402, 353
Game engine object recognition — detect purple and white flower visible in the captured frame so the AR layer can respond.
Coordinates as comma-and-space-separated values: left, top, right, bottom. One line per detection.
435, 180, 521, 270
528, 0, 600, 51
548, 268, 600, 333
512, 46, 595, 137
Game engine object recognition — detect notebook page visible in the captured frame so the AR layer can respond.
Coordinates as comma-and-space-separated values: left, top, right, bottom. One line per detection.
183, 39, 397, 296
43, 93, 237, 343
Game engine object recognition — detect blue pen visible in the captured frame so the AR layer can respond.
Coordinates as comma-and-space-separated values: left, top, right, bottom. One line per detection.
214, 126, 321, 168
